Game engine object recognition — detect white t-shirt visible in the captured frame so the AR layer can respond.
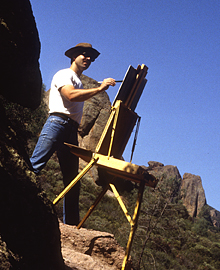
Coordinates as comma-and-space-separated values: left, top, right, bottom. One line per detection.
49, 68, 84, 124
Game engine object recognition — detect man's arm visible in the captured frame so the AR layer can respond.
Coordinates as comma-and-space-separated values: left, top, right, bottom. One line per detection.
60, 78, 116, 102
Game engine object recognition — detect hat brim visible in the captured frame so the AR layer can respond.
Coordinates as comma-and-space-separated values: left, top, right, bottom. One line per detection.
65, 46, 100, 61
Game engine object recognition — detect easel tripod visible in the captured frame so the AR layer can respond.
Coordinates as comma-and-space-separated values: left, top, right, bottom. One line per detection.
53, 64, 158, 269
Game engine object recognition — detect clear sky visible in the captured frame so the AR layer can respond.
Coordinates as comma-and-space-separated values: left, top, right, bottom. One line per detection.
30, 0, 220, 211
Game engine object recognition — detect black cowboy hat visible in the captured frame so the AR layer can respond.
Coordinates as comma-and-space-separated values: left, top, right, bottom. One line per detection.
65, 43, 100, 62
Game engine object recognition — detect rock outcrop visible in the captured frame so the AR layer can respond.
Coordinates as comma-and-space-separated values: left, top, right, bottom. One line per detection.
147, 161, 182, 181
181, 173, 206, 218
145, 162, 209, 221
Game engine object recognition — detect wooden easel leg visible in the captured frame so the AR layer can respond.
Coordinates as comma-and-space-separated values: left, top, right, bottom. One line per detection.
109, 183, 132, 224
53, 157, 98, 205
77, 185, 109, 229
121, 180, 145, 270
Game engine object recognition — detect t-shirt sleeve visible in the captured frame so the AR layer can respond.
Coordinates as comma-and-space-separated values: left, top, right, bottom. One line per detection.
53, 70, 75, 91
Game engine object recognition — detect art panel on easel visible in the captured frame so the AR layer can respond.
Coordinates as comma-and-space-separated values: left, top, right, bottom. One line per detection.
112, 64, 148, 111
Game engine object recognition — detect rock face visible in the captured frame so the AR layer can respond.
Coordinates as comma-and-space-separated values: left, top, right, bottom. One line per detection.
181, 173, 206, 218
0, 1, 64, 269
147, 161, 182, 181
0, 0, 42, 109
60, 222, 130, 270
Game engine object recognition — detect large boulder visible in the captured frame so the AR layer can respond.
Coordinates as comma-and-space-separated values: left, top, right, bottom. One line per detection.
60, 222, 131, 270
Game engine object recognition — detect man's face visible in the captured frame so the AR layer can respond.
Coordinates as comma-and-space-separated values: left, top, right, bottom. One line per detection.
74, 52, 92, 71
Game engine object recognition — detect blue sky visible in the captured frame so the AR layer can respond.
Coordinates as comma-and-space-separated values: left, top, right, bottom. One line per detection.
30, 0, 220, 211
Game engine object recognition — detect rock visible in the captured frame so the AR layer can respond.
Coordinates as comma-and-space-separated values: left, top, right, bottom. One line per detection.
79, 75, 111, 151
59, 222, 131, 270
146, 161, 182, 181
0, 0, 42, 109
148, 161, 164, 169
209, 207, 220, 228
181, 173, 206, 218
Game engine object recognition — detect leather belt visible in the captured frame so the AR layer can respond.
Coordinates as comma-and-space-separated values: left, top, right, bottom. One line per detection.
49, 112, 79, 129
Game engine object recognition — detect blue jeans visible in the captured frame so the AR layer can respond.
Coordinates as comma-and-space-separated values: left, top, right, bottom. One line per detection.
30, 115, 80, 225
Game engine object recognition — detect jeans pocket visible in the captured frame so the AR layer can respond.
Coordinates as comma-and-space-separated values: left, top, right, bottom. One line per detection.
49, 116, 68, 125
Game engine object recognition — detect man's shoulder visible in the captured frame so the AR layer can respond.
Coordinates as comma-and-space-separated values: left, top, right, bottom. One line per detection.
55, 68, 72, 76
54, 68, 79, 79
51, 68, 82, 88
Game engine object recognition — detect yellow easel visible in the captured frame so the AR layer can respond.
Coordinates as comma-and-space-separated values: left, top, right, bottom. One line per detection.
53, 64, 158, 270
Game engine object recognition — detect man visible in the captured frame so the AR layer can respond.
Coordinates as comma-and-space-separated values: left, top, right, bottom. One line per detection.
30, 43, 115, 225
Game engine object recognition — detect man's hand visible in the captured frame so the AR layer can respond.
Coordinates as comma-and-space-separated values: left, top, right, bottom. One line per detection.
100, 78, 116, 91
